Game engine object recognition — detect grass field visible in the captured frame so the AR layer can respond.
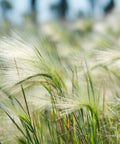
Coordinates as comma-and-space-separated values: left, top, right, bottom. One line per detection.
0, 15, 120, 143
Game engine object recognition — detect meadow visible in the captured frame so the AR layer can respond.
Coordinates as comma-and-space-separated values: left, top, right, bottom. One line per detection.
0, 16, 120, 144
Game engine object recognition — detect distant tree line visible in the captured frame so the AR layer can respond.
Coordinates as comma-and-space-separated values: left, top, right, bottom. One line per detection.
0, 0, 115, 22
31, 0, 115, 19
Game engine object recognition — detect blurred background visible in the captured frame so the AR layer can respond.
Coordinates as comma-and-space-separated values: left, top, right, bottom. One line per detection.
0, 0, 120, 38
0, 0, 119, 25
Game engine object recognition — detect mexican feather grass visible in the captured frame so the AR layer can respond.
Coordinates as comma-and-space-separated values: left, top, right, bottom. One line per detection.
0, 32, 120, 144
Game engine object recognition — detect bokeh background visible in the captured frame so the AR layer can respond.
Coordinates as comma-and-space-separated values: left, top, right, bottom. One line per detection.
0, 0, 119, 25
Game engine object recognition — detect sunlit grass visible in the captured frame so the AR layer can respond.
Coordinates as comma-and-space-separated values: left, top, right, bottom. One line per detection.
0, 19, 120, 143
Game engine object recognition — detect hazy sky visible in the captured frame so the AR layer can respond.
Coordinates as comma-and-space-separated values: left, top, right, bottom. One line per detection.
1, 0, 120, 24
9, 0, 90, 23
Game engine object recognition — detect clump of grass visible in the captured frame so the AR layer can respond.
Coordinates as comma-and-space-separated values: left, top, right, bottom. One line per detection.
0, 22, 120, 144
